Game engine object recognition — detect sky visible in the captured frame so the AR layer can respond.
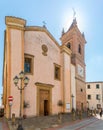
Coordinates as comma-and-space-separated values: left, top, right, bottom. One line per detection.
0, 0, 103, 104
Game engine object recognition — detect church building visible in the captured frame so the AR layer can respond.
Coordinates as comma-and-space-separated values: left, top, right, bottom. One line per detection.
3, 16, 86, 118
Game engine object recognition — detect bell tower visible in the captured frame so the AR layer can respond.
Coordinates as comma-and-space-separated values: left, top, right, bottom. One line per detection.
61, 18, 87, 110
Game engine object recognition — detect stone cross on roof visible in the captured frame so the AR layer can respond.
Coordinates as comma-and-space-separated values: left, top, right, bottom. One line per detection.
72, 8, 76, 20
42, 21, 47, 28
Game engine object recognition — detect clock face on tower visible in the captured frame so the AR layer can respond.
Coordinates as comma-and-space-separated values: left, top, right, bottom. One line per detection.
77, 64, 84, 77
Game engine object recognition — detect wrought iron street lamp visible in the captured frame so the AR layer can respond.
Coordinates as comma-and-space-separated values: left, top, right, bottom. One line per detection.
13, 71, 29, 130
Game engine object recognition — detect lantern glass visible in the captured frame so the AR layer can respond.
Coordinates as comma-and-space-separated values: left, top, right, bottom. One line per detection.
24, 76, 29, 85
19, 71, 24, 79
13, 76, 19, 85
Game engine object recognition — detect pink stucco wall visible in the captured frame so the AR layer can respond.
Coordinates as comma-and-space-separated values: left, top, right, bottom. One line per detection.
24, 31, 62, 116
10, 29, 23, 117
9, 28, 72, 117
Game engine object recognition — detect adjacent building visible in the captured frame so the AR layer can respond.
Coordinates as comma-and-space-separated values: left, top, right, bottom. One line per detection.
86, 81, 103, 109
3, 16, 86, 118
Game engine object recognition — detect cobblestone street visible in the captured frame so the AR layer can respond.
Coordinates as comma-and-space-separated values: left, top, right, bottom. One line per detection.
0, 117, 9, 130
1, 113, 103, 130
46, 115, 103, 130
7, 112, 91, 130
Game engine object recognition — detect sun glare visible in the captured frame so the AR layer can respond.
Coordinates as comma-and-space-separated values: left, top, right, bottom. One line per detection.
62, 8, 86, 33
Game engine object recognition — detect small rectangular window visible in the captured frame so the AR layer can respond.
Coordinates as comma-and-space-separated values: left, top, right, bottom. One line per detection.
96, 84, 99, 89
25, 58, 31, 73
24, 54, 34, 74
88, 95, 91, 100
78, 44, 81, 54
87, 85, 90, 89
54, 64, 61, 80
96, 94, 100, 100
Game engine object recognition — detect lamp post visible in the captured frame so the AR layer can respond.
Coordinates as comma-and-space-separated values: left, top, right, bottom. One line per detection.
13, 71, 29, 130
71, 94, 75, 120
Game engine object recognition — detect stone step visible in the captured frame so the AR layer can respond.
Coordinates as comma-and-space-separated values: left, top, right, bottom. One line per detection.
8, 112, 88, 130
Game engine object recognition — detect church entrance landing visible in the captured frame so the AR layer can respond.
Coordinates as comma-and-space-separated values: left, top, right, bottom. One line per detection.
35, 82, 53, 116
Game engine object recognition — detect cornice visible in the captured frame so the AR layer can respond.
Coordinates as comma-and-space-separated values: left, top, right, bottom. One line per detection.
86, 81, 103, 84
71, 54, 86, 66
75, 76, 85, 83
60, 45, 72, 55
5, 16, 26, 28
35, 82, 54, 88
5, 16, 60, 49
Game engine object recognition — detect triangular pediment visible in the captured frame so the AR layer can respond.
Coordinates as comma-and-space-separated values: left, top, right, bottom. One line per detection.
25, 26, 60, 48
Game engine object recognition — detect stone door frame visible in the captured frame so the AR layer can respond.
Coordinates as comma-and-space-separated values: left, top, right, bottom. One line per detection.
35, 82, 53, 116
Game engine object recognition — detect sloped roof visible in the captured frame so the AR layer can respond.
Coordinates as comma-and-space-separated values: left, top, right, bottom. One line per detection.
68, 18, 86, 43
5, 16, 60, 48
68, 18, 77, 31
25, 26, 60, 48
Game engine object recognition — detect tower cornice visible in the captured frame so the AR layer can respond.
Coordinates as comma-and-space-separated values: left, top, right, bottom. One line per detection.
5, 16, 26, 28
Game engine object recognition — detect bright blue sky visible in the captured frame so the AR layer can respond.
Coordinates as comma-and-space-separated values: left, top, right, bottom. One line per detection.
0, 0, 103, 103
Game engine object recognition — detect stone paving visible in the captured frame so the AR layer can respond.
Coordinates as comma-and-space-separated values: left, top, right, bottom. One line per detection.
0, 117, 10, 130
46, 114, 103, 130
54, 117, 98, 130
7, 112, 89, 130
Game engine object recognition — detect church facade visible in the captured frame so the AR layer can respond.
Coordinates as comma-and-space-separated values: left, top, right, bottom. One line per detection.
3, 16, 86, 118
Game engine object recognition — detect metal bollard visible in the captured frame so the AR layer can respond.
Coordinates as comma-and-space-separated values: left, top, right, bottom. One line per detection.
58, 113, 62, 123
12, 113, 16, 125
94, 109, 96, 116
